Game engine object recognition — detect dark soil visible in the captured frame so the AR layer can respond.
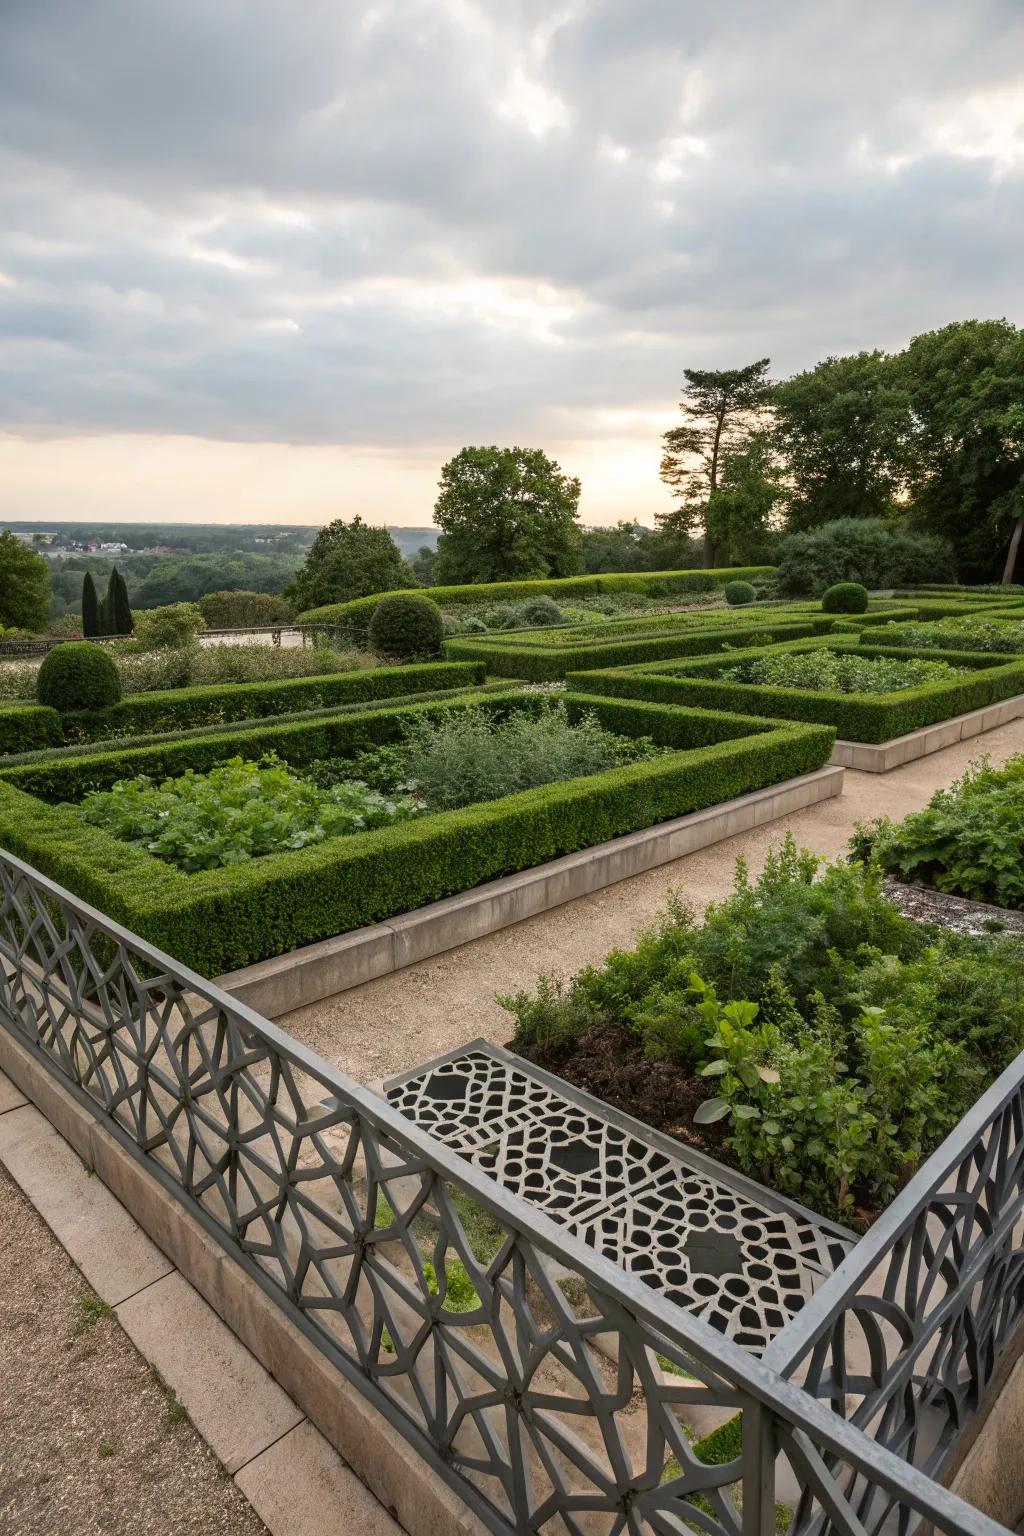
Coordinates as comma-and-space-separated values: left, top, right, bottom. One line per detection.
517, 1023, 732, 1163
885, 879, 1024, 939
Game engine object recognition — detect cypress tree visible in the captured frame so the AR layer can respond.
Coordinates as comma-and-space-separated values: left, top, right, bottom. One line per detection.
81, 573, 99, 637
110, 568, 133, 634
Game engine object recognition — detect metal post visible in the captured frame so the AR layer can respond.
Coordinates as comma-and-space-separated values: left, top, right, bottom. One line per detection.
742, 1399, 779, 1536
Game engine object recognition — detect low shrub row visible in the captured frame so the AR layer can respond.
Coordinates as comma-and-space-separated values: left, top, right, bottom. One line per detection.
0, 704, 61, 756
568, 637, 1024, 743
29, 661, 486, 746
0, 692, 833, 975
445, 617, 834, 681
296, 567, 777, 627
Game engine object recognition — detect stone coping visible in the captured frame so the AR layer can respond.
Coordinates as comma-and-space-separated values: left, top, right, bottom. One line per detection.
218, 765, 844, 1019
829, 693, 1024, 772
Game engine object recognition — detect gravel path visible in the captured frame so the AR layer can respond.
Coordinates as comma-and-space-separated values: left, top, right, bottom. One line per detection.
280, 716, 1024, 1084
0, 1165, 268, 1536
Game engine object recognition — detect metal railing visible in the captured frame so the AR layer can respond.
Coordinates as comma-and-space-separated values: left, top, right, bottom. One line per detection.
0, 846, 1017, 1536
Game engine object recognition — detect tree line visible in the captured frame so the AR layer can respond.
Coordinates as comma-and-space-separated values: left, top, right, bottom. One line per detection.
660, 318, 1024, 581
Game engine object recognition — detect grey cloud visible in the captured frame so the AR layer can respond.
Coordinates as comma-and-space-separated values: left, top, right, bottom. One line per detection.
0, 0, 1022, 447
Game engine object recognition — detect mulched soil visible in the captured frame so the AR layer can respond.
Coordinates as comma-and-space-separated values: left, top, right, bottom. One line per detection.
884, 878, 1024, 939
518, 1023, 731, 1162
0, 1165, 268, 1536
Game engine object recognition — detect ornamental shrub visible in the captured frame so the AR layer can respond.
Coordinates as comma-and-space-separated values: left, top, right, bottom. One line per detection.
36, 642, 121, 713
133, 603, 206, 649
368, 594, 444, 659
776, 518, 954, 597
822, 582, 869, 613
724, 580, 756, 607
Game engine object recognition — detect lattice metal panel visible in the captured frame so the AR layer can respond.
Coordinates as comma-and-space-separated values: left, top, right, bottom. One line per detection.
766, 1063, 1024, 1490
0, 848, 1014, 1536
386, 1044, 853, 1353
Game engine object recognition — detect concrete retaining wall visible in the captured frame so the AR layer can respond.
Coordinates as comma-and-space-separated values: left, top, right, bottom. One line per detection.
830, 694, 1024, 772
218, 765, 844, 1018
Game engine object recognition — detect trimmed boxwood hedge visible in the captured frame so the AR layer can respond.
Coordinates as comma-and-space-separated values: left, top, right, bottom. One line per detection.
0, 704, 62, 756
296, 567, 778, 626
0, 689, 834, 975
444, 617, 836, 681
568, 638, 1024, 744
54, 660, 486, 743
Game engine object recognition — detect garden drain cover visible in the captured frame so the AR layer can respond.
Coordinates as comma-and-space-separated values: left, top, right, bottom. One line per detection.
385, 1040, 854, 1353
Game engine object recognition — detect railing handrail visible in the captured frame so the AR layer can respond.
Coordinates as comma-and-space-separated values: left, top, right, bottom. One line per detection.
0, 842, 1015, 1536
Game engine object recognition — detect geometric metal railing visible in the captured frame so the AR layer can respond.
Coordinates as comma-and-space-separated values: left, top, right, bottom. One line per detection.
0, 847, 1017, 1536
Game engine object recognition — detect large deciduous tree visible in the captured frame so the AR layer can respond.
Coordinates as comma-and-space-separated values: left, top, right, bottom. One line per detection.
286, 517, 413, 611
0, 531, 50, 631
772, 350, 910, 529
432, 446, 583, 585
899, 319, 1024, 583
658, 359, 773, 567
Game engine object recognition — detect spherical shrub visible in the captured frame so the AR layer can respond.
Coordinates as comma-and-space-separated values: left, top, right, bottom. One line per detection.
517, 597, 564, 627
724, 580, 756, 607
36, 641, 121, 712
822, 582, 869, 614
368, 594, 444, 659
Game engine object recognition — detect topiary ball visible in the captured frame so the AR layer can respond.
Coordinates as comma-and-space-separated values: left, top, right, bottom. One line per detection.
724, 580, 756, 607
368, 593, 445, 659
821, 582, 869, 614
36, 641, 121, 712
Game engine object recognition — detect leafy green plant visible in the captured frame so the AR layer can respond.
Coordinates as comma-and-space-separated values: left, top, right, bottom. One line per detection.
504, 837, 1024, 1218
859, 755, 1024, 909
322, 699, 665, 812
132, 603, 206, 649
721, 648, 962, 695
36, 642, 121, 712
69, 754, 424, 871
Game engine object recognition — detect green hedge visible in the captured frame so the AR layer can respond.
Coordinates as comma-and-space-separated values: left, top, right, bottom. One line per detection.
0, 693, 833, 975
0, 679, 522, 770
569, 639, 1024, 744
444, 618, 835, 681
296, 567, 778, 625
0, 704, 61, 756
55, 661, 486, 742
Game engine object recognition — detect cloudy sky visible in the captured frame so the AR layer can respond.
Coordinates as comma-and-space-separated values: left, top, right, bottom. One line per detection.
1, 0, 1022, 528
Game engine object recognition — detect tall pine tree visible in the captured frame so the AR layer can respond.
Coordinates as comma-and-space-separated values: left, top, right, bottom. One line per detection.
81, 573, 99, 637
659, 359, 773, 567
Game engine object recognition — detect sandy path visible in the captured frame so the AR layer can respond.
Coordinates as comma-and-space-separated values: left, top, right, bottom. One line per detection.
279, 717, 1024, 1086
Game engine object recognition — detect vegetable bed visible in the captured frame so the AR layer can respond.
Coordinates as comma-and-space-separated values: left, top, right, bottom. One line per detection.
568, 637, 1024, 744
0, 687, 834, 975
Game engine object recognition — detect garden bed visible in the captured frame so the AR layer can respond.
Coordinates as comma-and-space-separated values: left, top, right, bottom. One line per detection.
500, 840, 1024, 1226
568, 636, 1024, 749
0, 687, 834, 976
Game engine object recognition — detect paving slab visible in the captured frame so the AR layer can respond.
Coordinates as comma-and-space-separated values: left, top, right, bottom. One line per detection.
0, 1101, 173, 1304
116, 1270, 305, 1474
235, 1419, 402, 1536
0, 1067, 26, 1114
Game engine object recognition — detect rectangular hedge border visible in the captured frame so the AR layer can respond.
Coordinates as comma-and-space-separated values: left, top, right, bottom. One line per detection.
0, 689, 834, 975
53, 659, 487, 743
444, 617, 838, 681
296, 566, 778, 625
567, 638, 1024, 744
0, 704, 61, 756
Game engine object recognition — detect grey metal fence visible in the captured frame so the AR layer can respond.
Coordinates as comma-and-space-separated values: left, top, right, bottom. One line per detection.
0, 846, 1017, 1536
